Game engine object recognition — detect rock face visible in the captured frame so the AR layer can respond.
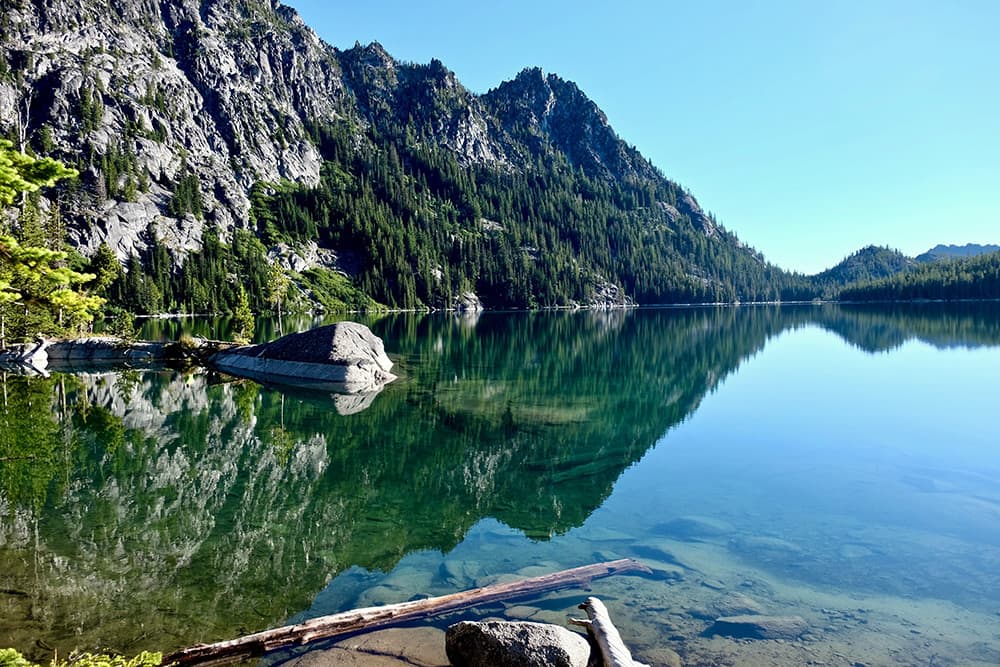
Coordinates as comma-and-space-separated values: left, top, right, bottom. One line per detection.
446, 620, 592, 667
0, 1, 717, 266
211, 321, 396, 393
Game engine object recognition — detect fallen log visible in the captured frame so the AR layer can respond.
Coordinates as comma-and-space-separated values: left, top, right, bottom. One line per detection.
162, 558, 650, 667
571, 596, 650, 667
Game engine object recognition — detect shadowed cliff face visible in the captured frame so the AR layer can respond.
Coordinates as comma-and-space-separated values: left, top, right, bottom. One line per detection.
2, 305, 1000, 657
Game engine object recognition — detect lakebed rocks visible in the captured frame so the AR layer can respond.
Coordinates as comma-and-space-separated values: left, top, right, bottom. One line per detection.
706, 614, 809, 640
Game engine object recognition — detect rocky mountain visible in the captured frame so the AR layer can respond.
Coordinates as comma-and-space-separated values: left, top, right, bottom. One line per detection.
1, 0, 345, 259
0, 0, 800, 310
916, 243, 1000, 263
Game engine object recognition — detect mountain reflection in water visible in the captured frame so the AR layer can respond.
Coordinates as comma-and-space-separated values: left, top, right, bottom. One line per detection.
1, 303, 999, 658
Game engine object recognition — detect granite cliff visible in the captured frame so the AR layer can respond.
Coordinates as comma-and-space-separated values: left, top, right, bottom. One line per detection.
0, 0, 796, 308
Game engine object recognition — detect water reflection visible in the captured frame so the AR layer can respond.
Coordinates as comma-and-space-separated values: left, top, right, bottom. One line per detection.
1, 304, 999, 660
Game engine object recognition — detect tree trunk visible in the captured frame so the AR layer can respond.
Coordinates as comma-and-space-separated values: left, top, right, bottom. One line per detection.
162, 558, 650, 667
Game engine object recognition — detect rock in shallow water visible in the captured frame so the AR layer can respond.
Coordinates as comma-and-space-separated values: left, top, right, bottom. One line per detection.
706, 614, 809, 640
446, 620, 591, 667
283, 627, 448, 667
211, 321, 396, 393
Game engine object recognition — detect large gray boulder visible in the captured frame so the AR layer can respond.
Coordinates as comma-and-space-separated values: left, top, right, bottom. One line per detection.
446, 620, 591, 667
211, 322, 396, 394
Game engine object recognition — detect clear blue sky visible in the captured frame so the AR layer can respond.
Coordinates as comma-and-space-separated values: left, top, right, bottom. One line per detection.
285, 0, 999, 274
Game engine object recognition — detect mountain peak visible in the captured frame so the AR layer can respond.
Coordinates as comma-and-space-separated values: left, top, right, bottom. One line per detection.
916, 243, 1000, 262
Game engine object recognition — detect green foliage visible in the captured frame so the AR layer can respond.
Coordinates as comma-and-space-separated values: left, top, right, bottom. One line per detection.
0, 144, 98, 338
252, 120, 812, 309
168, 172, 203, 219
232, 285, 254, 343
811, 245, 914, 298
840, 251, 1000, 301
36, 125, 55, 154
301, 267, 383, 312
109, 228, 271, 316
78, 86, 104, 134
0, 235, 104, 339
107, 308, 137, 341
100, 141, 140, 201
0, 375, 66, 512
0, 649, 161, 667
0, 139, 78, 207
87, 242, 121, 294
0, 649, 33, 667
265, 262, 291, 315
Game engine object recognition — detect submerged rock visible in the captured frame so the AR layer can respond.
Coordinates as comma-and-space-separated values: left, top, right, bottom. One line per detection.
652, 515, 734, 541
706, 614, 808, 640
446, 620, 591, 667
690, 592, 766, 620
211, 322, 396, 393
285, 627, 449, 667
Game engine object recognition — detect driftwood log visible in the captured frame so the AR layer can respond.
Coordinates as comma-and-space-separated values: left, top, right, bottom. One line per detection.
162, 558, 650, 667
571, 596, 650, 667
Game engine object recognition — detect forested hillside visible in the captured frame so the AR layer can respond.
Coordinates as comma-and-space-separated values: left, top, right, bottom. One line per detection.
840, 251, 1000, 301
810, 246, 915, 298
0, 0, 812, 316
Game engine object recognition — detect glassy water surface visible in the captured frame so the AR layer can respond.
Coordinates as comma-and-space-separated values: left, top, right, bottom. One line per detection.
1, 304, 999, 666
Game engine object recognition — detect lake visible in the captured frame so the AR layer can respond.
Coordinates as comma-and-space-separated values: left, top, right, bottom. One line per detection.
2, 304, 999, 666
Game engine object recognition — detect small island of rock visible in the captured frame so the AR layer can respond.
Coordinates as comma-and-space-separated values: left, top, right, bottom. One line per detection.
210, 321, 397, 394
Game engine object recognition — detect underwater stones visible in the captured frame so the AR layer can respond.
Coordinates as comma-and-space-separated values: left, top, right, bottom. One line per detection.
714, 592, 766, 616
690, 593, 766, 620
643, 647, 683, 667
285, 627, 448, 667
730, 535, 803, 555
474, 573, 524, 588
653, 515, 734, 541
446, 620, 591, 667
440, 559, 483, 587
354, 585, 404, 609
706, 614, 809, 640
355, 567, 436, 607
630, 539, 690, 568
639, 558, 686, 582
515, 565, 556, 578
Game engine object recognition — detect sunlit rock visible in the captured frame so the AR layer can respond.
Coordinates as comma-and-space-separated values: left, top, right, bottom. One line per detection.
211, 322, 396, 393
446, 620, 591, 667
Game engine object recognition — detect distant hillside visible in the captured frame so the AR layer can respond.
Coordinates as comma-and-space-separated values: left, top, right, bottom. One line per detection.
916, 243, 1000, 263
840, 250, 1000, 301
810, 246, 916, 298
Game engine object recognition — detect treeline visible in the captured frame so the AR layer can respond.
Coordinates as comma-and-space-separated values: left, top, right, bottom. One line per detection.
249, 120, 812, 309
106, 225, 378, 317
840, 251, 1000, 301
107, 228, 270, 315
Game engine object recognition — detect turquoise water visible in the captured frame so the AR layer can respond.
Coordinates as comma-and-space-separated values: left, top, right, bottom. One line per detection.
2, 304, 999, 665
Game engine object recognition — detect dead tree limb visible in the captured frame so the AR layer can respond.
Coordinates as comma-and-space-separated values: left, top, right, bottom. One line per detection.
162, 558, 650, 667
571, 596, 650, 667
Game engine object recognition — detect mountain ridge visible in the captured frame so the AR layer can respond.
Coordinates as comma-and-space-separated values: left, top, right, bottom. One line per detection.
2, 0, 805, 311
915, 243, 1000, 263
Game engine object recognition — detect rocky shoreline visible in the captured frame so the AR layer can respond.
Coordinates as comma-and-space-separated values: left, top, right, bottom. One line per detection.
0, 322, 396, 395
